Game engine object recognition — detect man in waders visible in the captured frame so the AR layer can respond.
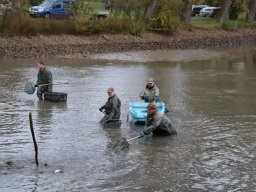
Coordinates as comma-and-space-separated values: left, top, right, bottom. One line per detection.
99, 87, 121, 124
139, 78, 160, 102
36, 61, 53, 100
141, 103, 177, 136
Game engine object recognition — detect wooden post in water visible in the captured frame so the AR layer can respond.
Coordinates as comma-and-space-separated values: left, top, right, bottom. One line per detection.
29, 112, 39, 166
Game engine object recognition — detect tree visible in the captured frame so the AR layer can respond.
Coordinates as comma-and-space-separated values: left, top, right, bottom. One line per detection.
246, 0, 256, 22
218, 0, 233, 23
144, 0, 161, 17
181, 0, 192, 24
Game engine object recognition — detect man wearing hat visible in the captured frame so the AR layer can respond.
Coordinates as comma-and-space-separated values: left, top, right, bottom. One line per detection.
99, 87, 121, 123
139, 78, 160, 102
141, 103, 177, 136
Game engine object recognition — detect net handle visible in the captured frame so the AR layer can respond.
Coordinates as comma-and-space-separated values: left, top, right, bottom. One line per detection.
38, 82, 69, 87
127, 135, 143, 142
112, 135, 143, 150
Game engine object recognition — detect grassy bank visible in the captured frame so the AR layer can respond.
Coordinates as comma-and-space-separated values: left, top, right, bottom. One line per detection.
2, 9, 256, 36
1, 9, 256, 60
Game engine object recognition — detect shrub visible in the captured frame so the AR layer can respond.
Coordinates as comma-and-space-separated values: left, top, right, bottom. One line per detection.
37, 19, 76, 34
250, 21, 256, 29
101, 18, 131, 33
146, 15, 180, 33
73, 15, 102, 34
0, 9, 38, 34
129, 19, 144, 36
221, 21, 238, 31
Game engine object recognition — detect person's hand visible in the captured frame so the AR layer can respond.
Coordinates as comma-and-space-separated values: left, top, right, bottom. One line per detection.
153, 96, 158, 101
144, 96, 149, 102
140, 131, 145, 137
99, 107, 104, 112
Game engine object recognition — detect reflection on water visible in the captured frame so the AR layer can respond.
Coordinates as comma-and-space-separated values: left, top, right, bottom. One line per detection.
0, 48, 256, 191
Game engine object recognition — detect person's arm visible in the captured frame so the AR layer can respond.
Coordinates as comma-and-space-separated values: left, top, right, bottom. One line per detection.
36, 71, 40, 85
155, 87, 160, 97
144, 114, 162, 134
47, 70, 53, 92
99, 102, 107, 112
140, 88, 150, 101
139, 89, 145, 99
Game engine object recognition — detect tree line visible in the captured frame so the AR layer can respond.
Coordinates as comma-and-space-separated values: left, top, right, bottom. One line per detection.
109, 0, 256, 23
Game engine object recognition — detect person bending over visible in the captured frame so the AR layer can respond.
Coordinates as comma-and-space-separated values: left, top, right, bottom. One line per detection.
141, 103, 176, 136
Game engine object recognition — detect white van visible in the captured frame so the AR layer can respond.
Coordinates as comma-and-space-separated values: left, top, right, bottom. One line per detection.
199, 7, 220, 17
191, 5, 209, 16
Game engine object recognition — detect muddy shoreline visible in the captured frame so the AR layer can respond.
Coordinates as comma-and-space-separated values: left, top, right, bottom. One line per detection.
0, 28, 256, 60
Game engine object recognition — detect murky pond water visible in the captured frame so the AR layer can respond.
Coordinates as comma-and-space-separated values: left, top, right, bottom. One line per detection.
0, 48, 256, 192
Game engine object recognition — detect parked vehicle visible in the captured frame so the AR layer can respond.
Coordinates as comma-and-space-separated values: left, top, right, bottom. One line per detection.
28, 0, 110, 19
199, 7, 220, 17
191, 5, 208, 16
29, 0, 74, 19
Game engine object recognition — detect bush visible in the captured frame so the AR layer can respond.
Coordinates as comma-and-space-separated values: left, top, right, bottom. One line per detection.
146, 15, 180, 33
0, 9, 79, 35
129, 19, 144, 36
37, 19, 76, 34
0, 9, 38, 34
221, 21, 238, 31
73, 15, 102, 34
101, 18, 131, 33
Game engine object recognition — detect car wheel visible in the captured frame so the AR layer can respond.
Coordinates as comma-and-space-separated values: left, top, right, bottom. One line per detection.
44, 13, 51, 19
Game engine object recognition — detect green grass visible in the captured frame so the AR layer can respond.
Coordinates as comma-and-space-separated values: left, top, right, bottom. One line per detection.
88, 2, 105, 10
192, 16, 215, 21
237, 12, 246, 20
192, 19, 221, 30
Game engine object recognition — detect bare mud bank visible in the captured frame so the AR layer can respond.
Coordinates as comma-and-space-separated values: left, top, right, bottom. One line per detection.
0, 28, 256, 60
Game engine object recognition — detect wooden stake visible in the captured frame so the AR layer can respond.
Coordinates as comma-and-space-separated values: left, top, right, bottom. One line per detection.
29, 112, 38, 166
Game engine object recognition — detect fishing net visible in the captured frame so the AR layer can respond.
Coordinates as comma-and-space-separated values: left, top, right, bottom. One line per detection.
112, 137, 129, 150
24, 81, 35, 94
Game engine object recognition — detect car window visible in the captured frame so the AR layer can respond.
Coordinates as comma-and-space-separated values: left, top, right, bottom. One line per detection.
41, 0, 54, 7
53, 2, 61, 8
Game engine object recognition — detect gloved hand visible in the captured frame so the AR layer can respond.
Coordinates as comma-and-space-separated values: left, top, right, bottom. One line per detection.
141, 130, 150, 136
153, 96, 159, 102
140, 131, 145, 137
99, 107, 104, 112
144, 96, 149, 102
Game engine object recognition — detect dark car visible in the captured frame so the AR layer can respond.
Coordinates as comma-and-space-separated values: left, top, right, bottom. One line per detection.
191, 5, 208, 16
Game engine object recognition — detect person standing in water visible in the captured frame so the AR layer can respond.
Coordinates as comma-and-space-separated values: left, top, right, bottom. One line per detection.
36, 61, 53, 100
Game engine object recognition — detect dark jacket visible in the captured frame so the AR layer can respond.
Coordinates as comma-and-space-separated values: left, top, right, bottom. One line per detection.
101, 94, 121, 120
37, 67, 53, 92
145, 111, 177, 136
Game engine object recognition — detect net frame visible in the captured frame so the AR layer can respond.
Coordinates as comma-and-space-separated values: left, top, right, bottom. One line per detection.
24, 81, 36, 94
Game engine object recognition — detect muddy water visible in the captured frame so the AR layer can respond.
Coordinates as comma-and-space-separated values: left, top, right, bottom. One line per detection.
0, 48, 256, 192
